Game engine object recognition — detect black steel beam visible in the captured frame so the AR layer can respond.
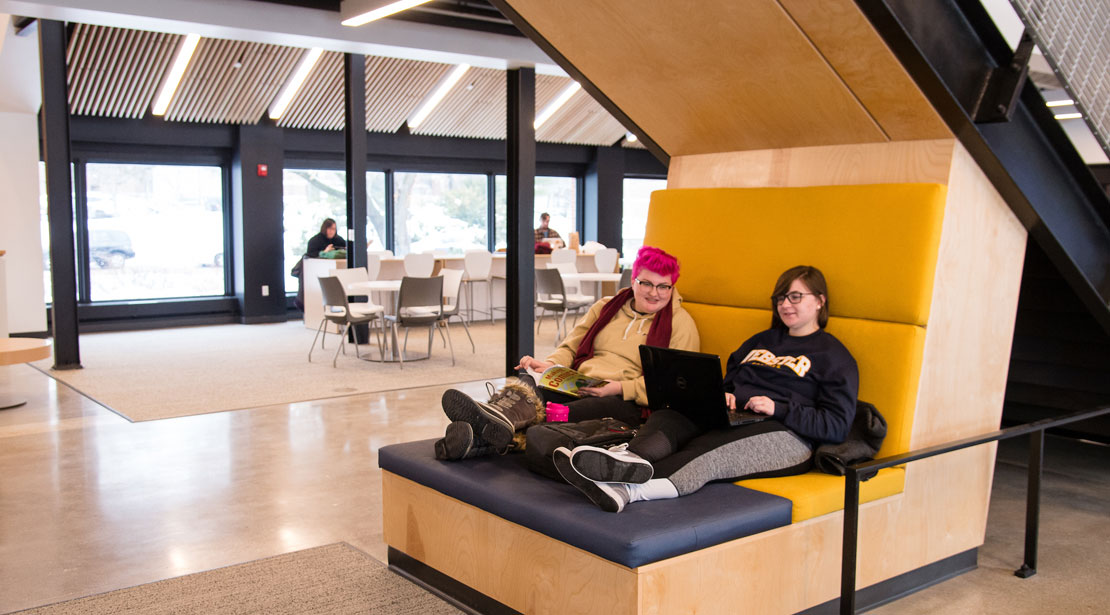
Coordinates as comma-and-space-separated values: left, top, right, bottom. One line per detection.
584, 146, 625, 252
505, 67, 536, 376
855, 0, 1110, 333
38, 19, 80, 369
344, 53, 368, 268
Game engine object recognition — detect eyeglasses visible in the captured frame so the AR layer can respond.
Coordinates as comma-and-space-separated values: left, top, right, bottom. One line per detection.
635, 279, 674, 292
773, 292, 816, 305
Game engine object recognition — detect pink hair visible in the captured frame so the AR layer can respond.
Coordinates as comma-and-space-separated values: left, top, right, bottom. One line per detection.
632, 245, 680, 283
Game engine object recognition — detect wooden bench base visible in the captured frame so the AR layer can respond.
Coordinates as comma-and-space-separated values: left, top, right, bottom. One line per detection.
382, 444, 994, 615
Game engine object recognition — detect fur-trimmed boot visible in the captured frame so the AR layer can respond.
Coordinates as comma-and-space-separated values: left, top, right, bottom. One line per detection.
441, 379, 545, 451
434, 421, 502, 460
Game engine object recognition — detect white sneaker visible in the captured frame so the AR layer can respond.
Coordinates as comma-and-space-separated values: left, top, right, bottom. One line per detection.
570, 444, 654, 484
553, 447, 631, 513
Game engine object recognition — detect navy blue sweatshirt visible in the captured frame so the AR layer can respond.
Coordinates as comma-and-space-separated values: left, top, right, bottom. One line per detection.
724, 328, 858, 445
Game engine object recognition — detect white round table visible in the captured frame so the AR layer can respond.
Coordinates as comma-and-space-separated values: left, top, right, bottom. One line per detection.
0, 338, 52, 409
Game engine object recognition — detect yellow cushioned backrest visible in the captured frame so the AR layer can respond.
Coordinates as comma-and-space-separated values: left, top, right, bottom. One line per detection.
681, 303, 924, 457
645, 184, 946, 326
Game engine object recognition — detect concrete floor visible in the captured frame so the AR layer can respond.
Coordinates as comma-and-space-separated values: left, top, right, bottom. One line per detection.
0, 361, 1106, 614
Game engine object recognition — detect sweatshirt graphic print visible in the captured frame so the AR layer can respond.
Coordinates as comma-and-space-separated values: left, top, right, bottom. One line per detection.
725, 328, 858, 445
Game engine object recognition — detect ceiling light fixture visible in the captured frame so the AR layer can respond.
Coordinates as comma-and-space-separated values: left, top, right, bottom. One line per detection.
408, 63, 470, 129
269, 47, 324, 120
625, 132, 638, 143
534, 82, 581, 130
1053, 112, 1082, 120
341, 0, 433, 27
1045, 99, 1075, 107
152, 33, 201, 116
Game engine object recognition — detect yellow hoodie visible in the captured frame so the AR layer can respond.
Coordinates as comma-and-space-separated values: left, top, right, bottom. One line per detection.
544, 290, 700, 406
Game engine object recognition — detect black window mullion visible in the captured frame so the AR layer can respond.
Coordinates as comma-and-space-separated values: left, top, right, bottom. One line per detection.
72, 160, 91, 303
487, 173, 496, 252
384, 169, 395, 253
221, 164, 234, 295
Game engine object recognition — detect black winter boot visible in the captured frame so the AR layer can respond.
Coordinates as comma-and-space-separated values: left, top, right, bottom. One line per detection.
441, 378, 545, 451
434, 421, 501, 460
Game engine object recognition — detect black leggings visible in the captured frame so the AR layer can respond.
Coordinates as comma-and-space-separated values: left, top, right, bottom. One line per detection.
516, 373, 644, 426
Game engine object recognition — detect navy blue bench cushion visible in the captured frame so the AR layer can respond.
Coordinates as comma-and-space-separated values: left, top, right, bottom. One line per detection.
380, 439, 793, 568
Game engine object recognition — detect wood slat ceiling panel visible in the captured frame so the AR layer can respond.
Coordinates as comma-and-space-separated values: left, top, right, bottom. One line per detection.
411, 67, 507, 139
537, 90, 627, 145
67, 24, 179, 119
535, 73, 571, 110
164, 38, 301, 124
278, 51, 344, 131
366, 56, 453, 133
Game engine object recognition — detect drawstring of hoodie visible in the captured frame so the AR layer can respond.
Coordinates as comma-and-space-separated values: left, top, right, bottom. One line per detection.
622, 312, 652, 340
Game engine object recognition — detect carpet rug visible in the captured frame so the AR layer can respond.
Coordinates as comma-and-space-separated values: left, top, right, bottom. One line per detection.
35, 320, 560, 422
9, 543, 463, 615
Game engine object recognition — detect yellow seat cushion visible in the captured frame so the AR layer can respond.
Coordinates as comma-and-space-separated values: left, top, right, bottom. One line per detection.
644, 184, 946, 326
737, 467, 906, 522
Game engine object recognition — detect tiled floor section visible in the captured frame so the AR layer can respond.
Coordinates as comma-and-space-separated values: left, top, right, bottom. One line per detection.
0, 362, 1106, 614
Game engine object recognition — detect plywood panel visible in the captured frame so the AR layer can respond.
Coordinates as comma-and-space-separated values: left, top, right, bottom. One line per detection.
778, 0, 951, 141
911, 142, 1028, 447
383, 472, 639, 615
505, 0, 888, 155
667, 139, 957, 188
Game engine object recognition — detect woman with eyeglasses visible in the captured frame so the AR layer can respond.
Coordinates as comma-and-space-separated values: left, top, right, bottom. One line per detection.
434, 245, 701, 460
555, 265, 859, 513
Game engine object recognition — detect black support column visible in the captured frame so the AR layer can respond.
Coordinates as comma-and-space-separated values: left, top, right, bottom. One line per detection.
231, 125, 287, 323
344, 53, 367, 267
584, 145, 625, 254
505, 67, 536, 375
39, 19, 80, 369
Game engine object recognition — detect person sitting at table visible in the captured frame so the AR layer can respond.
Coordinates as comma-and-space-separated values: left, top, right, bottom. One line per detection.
434, 245, 701, 460
307, 218, 346, 256
534, 212, 562, 244
554, 265, 859, 512
292, 218, 347, 310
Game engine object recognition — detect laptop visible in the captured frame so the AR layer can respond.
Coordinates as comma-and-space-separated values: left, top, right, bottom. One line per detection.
639, 345, 769, 429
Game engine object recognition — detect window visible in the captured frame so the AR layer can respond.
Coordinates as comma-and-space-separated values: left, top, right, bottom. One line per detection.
394, 172, 487, 256
367, 171, 386, 251
283, 168, 347, 292
84, 163, 225, 301
622, 178, 667, 262
494, 175, 578, 250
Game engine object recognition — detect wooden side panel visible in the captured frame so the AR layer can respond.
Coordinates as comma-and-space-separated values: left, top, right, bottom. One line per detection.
911, 142, 1028, 446
382, 472, 639, 615
667, 140, 956, 188
504, 0, 887, 155
777, 0, 950, 141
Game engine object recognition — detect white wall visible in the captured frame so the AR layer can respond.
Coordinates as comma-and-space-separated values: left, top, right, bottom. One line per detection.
0, 16, 47, 334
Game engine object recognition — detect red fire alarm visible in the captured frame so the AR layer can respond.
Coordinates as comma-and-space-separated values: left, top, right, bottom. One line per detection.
257, 164, 268, 177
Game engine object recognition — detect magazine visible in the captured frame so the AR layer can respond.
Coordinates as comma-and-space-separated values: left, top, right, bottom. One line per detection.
526, 365, 608, 396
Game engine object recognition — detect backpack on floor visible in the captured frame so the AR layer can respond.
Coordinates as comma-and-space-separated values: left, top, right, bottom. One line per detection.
525, 418, 636, 480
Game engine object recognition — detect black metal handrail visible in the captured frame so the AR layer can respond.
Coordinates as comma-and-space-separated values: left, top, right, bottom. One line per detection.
839, 405, 1110, 614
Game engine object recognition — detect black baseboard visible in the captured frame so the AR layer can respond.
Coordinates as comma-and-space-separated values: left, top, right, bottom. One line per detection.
240, 314, 289, 324
390, 546, 977, 615
799, 548, 978, 614
388, 547, 519, 615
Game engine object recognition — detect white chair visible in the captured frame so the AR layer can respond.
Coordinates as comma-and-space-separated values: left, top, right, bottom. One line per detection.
580, 241, 605, 254
364, 252, 383, 281
594, 248, 619, 273
462, 249, 495, 323
368, 249, 393, 258
386, 276, 448, 368
403, 252, 435, 277
309, 276, 385, 366
550, 248, 577, 265
437, 268, 475, 353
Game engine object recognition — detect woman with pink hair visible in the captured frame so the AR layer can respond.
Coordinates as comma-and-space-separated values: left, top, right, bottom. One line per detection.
436, 245, 701, 460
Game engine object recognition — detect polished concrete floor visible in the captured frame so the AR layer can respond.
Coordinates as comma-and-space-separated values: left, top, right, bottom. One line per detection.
0, 361, 1107, 614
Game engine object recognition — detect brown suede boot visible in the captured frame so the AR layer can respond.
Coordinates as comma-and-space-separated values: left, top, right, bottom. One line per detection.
441, 378, 545, 451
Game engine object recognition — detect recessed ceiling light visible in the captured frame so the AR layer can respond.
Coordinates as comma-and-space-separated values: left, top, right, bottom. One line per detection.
341, 0, 433, 27
535, 82, 581, 130
408, 64, 470, 129
1045, 99, 1075, 107
1054, 112, 1082, 120
152, 33, 201, 116
269, 48, 324, 120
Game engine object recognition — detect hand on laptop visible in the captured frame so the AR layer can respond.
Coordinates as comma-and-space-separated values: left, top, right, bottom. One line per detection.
725, 392, 737, 410
744, 395, 775, 415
